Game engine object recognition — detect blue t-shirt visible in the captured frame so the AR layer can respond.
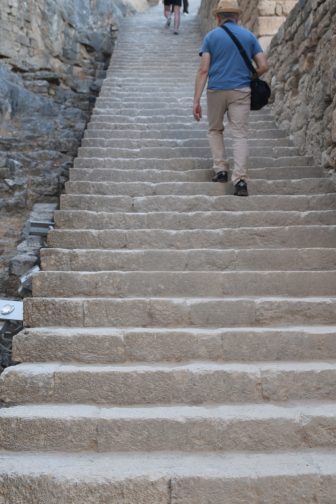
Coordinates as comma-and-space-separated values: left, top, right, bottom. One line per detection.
200, 22, 263, 90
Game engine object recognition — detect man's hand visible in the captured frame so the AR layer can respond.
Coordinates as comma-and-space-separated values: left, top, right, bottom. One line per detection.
193, 52, 210, 122
253, 52, 269, 77
193, 101, 202, 121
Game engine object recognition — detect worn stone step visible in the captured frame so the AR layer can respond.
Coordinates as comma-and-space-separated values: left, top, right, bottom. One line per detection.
73, 193, 336, 212
93, 99, 272, 114
92, 109, 208, 119
1, 402, 336, 452
0, 450, 335, 503
84, 127, 288, 139
94, 91, 211, 99
94, 98, 199, 108
2, 360, 336, 404
86, 121, 285, 134
59, 193, 335, 212
102, 77, 204, 82
90, 109, 274, 122
96, 89, 241, 98
48, 226, 336, 250
100, 83, 197, 89
13, 326, 336, 364
32, 271, 336, 298
64, 179, 335, 197
81, 137, 292, 148
104, 73, 259, 80
73, 156, 315, 169
89, 116, 278, 128
77, 145, 299, 159
40, 248, 336, 273
24, 296, 336, 328
54, 209, 336, 230
93, 88, 251, 98
70, 165, 323, 182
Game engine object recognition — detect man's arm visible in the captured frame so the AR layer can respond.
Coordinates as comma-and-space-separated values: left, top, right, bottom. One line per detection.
253, 52, 269, 77
193, 52, 210, 121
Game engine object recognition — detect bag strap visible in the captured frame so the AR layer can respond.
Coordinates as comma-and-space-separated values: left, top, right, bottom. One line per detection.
221, 25, 257, 79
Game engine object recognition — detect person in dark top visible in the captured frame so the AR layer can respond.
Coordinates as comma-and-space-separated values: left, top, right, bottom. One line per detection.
163, 0, 182, 35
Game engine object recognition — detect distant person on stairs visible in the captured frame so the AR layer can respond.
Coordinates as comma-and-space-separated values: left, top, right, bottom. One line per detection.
183, 0, 189, 14
163, 0, 181, 34
193, 0, 269, 196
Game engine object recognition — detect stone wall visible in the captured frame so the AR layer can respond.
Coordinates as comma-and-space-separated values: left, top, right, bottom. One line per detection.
267, 0, 336, 171
199, 0, 297, 48
0, 0, 152, 297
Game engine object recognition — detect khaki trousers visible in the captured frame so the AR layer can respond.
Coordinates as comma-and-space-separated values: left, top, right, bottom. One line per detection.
207, 88, 250, 185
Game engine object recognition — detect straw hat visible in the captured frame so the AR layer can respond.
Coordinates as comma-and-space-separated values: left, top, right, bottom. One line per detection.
213, 0, 242, 15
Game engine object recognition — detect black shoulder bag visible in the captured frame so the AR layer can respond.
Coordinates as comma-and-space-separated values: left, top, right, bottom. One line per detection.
221, 25, 271, 111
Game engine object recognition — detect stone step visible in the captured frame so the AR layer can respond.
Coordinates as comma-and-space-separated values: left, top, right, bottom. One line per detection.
102, 77, 206, 82
104, 70, 198, 75
86, 121, 284, 133
102, 74, 206, 80
2, 360, 336, 404
95, 91, 203, 98
1, 402, 336, 452
54, 209, 336, 230
89, 116, 278, 127
14, 326, 336, 364
73, 156, 315, 169
90, 109, 273, 120
0, 450, 335, 503
94, 89, 217, 97
71, 193, 336, 212
23, 296, 336, 327
100, 82, 199, 87
84, 127, 288, 139
93, 99, 272, 113
70, 165, 323, 182
48, 226, 336, 250
81, 137, 292, 148
95, 98, 200, 107
101, 81, 198, 87
92, 108, 209, 118
77, 145, 298, 158
33, 271, 336, 298
40, 248, 336, 273
64, 179, 334, 197
95, 90, 236, 98
59, 193, 335, 212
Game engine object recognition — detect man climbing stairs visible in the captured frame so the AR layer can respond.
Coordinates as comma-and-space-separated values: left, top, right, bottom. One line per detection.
1, 3, 336, 502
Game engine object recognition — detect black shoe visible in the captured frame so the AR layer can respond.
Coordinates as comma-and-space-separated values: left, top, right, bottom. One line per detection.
234, 179, 248, 196
212, 171, 228, 183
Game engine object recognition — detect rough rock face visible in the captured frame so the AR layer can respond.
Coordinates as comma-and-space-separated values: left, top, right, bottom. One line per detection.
198, 0, 296, 48
0, 0, 153, 297
0, 0, 151, 211
267, 0, 336, 171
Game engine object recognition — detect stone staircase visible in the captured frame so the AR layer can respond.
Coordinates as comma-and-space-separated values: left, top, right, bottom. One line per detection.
1, 3, 336, 503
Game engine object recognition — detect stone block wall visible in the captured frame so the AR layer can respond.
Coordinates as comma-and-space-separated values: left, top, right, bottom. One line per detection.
199, 0, 297, 48
267, 0, 336, 171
